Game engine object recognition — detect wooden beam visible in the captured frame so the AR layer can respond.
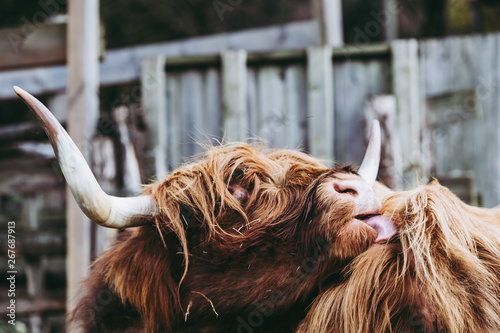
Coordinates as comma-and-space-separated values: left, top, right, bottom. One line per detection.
0, 299, 65, 315
148, 43, 391, 69
141, 56, 168, 179
0, 23, 66, 70
332, 42, 390, 59
0, 20, 319, 100
0, 39, 391, 102
0, 165, 62, 195
65, 0, 100, 322
307, 46, 334, 162
221, 50, 248, 142
311, 0, 344, 46
391, 39, 427, 188
383, 0, 399, 41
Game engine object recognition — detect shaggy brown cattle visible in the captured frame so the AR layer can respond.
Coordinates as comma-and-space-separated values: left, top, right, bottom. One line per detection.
15, 86, 397, 332
15, 88, 396, 332
298, 181, 500, 333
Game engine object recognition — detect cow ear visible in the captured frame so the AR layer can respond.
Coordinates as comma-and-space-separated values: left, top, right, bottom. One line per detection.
228, 184, 249, 203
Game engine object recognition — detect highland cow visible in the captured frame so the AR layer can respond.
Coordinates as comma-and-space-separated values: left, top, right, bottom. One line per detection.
298, 181, 500, 333
14, 86, 396, 332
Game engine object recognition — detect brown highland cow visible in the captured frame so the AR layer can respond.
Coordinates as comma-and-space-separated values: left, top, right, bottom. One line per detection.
298, 182, 500, 333
14, 86, 500, 332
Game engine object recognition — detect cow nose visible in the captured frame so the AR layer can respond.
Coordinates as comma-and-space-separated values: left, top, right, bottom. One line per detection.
332, 181, 359, 197
331, 179, 381, 215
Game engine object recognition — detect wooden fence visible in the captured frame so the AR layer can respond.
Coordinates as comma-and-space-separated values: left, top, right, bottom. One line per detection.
2, 27, 500, 332
141, 35, 500, 208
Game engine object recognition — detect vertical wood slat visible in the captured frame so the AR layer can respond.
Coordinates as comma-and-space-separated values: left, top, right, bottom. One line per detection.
179, 71, 205, 158
311, 0, 344, 46
163, 68, 223, 168
66, 0, 100, 320
391, 39, 427, 188
24, 196, 43, 333
222, 50, 248, 142
246, 68, 259, 138
246, 64, 307, 149
166, 71, 181, 169
284, 65, 308, 149
307, 46, 334, 162
256, 66, 285, 147
204, 68, 223, 143
471, 35, 498, 207
495, 35, 500, 207
382, 0, 398, 41
141, 55, 168, 179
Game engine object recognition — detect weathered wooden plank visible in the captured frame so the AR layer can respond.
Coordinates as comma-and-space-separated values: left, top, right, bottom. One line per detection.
66, 0, 100, 319
428, 89, 481, 176
311, 0, 344, 46
0, 122, 44, 142
0, 30, 389, 103
0, 166, 62, 195
222, 50, 248, 142
90, 134, 119, 256
391, 39, 426, 188
141, 55, 168, 179
165, 71, 181, 169
0, 41, 389, 102
495, 35, 500, 207
246, 68, 259, 138
423, 35, 499, 207
179, 70, 205, 158
333, 61, 367, 164
382, 0, 398, 41
420, 39, 446, 97
307, 46, 334, 162
115, 43, 389, 69
472, 34, 498, 207
0, 23, 66, 70
246, 62, 307, 149
256, 66, 286, 146
0, 232, 65, 256
448, 37, 474, 93
0, 299, 65, 315
203, 68, 223, 144
284, 64, 308, 149
0, 20, 319, 100
332, 58, 391, 165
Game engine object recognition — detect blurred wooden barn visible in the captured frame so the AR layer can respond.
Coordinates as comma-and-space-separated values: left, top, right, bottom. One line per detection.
1, 0, 500, 331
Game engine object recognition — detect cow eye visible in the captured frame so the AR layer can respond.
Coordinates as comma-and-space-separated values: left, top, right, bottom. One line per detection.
228, 184, 249, 202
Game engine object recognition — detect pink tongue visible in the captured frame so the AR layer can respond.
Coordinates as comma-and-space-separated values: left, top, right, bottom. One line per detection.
365, 215, 397, 243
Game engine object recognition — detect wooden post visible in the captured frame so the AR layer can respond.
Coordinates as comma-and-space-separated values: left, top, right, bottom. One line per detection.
391, 39, 427, 188
23, 196, 43, 333
307, 46, 334, 163
141, 55, 168, 179
221, 50, 248, 142
383, 0, 399, 41
66, 0, 100, 322
311, 0, 344, 46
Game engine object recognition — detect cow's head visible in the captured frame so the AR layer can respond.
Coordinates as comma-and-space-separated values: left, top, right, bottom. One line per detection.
14, 86, 396, 331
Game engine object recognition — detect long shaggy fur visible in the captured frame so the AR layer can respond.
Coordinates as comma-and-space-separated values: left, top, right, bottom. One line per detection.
71, 143, 380, 332
298, 181, 500, 333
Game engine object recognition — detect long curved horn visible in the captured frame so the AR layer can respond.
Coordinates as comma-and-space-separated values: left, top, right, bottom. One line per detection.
358, 120, 381, 186
13, 86, 157, 228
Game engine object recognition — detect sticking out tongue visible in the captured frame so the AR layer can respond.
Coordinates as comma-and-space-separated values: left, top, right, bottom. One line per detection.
365, 215, 397, 243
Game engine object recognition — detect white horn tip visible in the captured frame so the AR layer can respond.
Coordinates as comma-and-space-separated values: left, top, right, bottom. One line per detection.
358, 120, 381, 186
